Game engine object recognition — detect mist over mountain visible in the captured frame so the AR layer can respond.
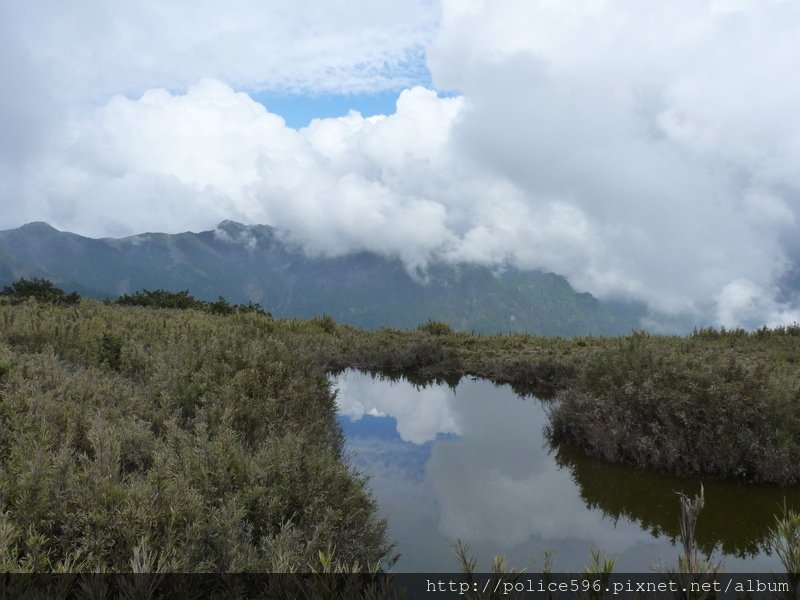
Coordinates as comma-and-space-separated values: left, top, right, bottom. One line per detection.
6, 2, 800, 330
0, 221, 644, 336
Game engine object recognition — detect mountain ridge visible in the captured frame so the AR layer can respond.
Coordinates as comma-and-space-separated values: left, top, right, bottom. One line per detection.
0, 221, 644, 336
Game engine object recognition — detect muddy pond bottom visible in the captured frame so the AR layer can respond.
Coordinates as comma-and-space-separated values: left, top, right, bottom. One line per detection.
332, 369, 800, 573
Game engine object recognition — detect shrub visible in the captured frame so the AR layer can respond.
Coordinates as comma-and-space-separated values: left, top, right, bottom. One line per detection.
547, 339, 800, 483
207, 296, 233, 315
0, 305, 390, 572
115, 289, 268, 316
312, 313, 337, 334
1, 278, 80, 305
417, 320, 453, 336
116, 289, 202, 310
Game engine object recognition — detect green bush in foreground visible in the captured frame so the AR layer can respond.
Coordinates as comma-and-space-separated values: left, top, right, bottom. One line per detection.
0, 303, 388, 572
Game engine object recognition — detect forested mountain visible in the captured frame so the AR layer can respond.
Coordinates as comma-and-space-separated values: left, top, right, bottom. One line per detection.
0, 221, 643, 335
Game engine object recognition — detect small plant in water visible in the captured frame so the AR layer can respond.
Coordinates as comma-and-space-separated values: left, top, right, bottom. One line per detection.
768, 502, 800, 600
583, 548, 616, 600
669, 484, 722, 599
452, 539, 524, 599
452, 541, 618, 600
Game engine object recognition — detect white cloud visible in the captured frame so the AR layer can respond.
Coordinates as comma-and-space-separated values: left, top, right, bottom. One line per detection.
2, 0, 437, 101
425, 379, 653, 554
426, 0, 800, 326
23, 80, 465, 268
334, 371, 459, 444
4, 1, 800, 328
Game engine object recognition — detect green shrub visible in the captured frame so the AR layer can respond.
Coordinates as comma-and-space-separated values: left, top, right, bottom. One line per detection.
417, 319, 453, 336
312, 313, 337, 334
0, 304, 389, 572
1, 278, 80, 305
115, 289, 268, 316
207, 296, 233, 315
116, 289, 202, 310
548, 338, 800, 483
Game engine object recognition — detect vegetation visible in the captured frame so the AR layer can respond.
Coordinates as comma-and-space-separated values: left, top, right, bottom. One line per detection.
769, 503, 800, 598
452, 489, 799, 600
1, 281, 800, 576
546, 330, 800, 483
669, 485, 721, 599
0, 293, 387, 572
0, 277, 80, 305
418, 319, 454, 336
115, 288, 268, 316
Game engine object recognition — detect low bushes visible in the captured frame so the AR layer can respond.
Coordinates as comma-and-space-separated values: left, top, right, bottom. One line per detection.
115, 289, 268, 316
547, 334, 800, 484
0, 305, 388, 572
2, 288, 800, 575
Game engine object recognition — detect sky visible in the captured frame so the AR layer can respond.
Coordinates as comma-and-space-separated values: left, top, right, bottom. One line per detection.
2, 0, 800, 329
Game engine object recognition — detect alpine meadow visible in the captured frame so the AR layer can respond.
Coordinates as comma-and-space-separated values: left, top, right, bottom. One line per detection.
4, 0, 800, 595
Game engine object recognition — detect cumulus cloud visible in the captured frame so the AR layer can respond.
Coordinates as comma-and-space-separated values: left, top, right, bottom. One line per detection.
21, 80, 467, 266
426, 0, 800, 327
334, 371, 459, 444
4, 1, 800, 328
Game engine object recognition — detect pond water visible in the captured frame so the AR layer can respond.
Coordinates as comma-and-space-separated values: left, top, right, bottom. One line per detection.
332, 369, 800, 573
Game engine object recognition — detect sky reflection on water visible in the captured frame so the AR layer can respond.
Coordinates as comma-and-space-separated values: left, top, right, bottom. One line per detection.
333, 370, 795, 573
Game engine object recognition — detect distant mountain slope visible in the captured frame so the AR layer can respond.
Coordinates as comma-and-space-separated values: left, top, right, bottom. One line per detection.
0, 221, 644, 335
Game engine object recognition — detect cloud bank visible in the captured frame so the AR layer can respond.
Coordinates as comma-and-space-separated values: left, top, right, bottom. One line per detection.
4, 1, 800, 328
428, 0, 800, 327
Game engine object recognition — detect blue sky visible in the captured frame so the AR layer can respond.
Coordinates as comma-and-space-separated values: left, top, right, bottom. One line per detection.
254, 89, 412, 129
253, 86, 461, 129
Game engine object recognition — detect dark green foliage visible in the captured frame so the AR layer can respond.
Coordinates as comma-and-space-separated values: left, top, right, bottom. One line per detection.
207, 295, 232, 314
0, 278, 80, 305
117, 288, 202, 310
115, 289, 268, 316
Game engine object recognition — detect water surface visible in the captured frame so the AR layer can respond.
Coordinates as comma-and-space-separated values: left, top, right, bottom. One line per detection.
333, 370, 800, 573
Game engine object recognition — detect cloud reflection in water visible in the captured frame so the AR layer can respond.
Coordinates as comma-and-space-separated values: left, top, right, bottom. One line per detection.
333, 370, 787, 573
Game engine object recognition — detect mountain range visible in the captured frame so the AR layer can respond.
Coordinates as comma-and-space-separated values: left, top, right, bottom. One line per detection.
0, 221, 644, 336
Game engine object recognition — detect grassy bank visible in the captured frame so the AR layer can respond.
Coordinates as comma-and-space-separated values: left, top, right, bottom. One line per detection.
0, 301, 388, 572
310, 320, 800, 484
1, 296, 799, 571
547, 329, 800, 484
